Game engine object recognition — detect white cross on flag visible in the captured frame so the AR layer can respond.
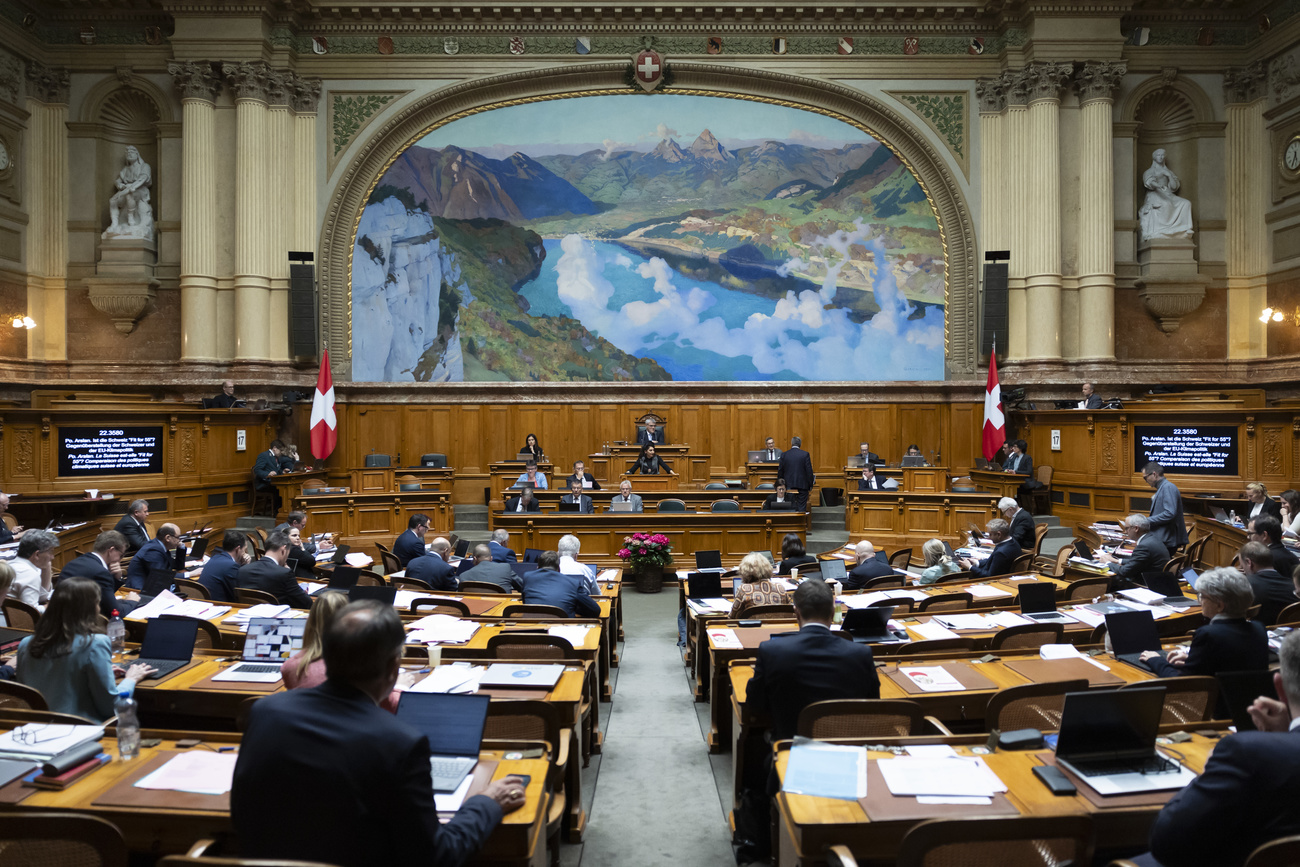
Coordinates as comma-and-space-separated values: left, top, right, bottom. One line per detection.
634, 49, 664, 92
310, 350, 337, 461
982, 348, 1005, 461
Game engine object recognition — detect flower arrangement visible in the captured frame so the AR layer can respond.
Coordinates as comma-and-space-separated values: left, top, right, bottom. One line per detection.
617, 532, 673, 569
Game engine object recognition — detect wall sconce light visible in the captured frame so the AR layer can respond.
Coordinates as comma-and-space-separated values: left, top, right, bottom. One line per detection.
1260, 306, 1300, 325
8, 315, 35, 329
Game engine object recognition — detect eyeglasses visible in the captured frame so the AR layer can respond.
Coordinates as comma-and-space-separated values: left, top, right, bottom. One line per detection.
11, 723, 79, 745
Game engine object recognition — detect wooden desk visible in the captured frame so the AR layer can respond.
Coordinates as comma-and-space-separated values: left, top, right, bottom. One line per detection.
289, 489, 454, 551
491, 511, 808, 567
845, 491, 1002, 552
350, 465, 454, 493
489, 461, 556, 511
773, 734, 1219, 866
967, 469, 1026, 500
588, 445, 711, 486
1190, 515, 1249, 569
842, 466, 951, 493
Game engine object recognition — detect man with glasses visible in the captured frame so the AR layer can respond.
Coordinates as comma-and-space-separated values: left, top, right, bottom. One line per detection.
1143, 461, 1188, 551
1095, 513, 1170, 592
125, 523, 182, 590
392, 514, 430, 567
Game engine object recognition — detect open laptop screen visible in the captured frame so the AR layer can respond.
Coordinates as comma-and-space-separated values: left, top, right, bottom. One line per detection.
243, 618, 306, 660
139, 618, 199, 660
1055, 687, 1167, 762
1017, 582, 1058, 613
396, 692, 491, 758
686, 572, 722, 599
1105, 610, 1163, 656
820, 558, 848, 582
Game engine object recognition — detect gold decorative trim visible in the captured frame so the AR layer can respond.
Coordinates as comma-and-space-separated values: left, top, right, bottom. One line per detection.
318, 62, 978, 382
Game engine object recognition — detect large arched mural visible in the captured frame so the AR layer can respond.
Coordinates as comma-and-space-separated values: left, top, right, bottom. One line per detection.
350, 92, 947, 383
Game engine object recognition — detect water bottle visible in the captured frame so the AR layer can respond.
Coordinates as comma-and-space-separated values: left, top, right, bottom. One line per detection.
107, 609, 125, 655
114, 688, 140, 760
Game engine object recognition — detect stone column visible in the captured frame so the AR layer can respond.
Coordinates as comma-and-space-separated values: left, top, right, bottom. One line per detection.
1074, 61, 1127, 360
291, 78, 321, 256
169, 61, 222, 362
1022, 62, 1074, 360
223, 61, 272, 362
1004, 69, 1030, 359
1223, 64, 1269, 359
22, 63, 69, 360
267, 71, 294, 361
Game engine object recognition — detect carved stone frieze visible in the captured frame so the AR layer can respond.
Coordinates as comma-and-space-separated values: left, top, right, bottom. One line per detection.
1223, 62, 1266, 105
975, 77, 1007, 113
25, 62, 70, 104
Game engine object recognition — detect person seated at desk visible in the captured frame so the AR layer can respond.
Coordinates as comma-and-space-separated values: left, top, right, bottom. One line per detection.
917, 538, 961, 585
857, 465, 897, 491
560, 479, 594, 514
558, 534, 598, 594
845, 540, 893, 590
407, 537, 458, 592
285, 527, 321, 580
611, 479, 643, 512
460, 544, 523, 592
636, 418, 665, 445
505, 487, 540, 513
999, 497, 1035, 551
1249, 515, 1299, 584
60, 530, 138, 617
1138, 566, 1268, 678
238, 531, 312, 609
112, 498, 150, 554
488, 529, 518, 562
9, 529, 58, 611
233, 600, 525, 867
1281, 489, 1300, 539
1239, 541, 1295, 626
281, 591, 405, 711
760, 436, 782, 462
1095, 513, 1170, 591
278, 443, 300, 473
1245, 482, 1283, 523
125, 523, 181, 591
855, 441, 884, 468
511, 460, 548, 490
776, 532, 816, 576
1001, 438, 1032, 476
393, 514, 431, 567
0, 491, 26, 545
958, 518, 1021, 578
199, 530, 248, 603
1129, 630, 1300, 867
276, 510, 333, 558
1079, 381, 1102, 409
628, 444, 671, 475
211, 379, 240, 408
0, 564, 14, 626
904, 444, 927, 465
518, 433, 544, 461
762, 480, 797, 510
564, 460, 601, 491
16, 578, 154, 723
521, 551, 600, 617
729, 552, 787, 618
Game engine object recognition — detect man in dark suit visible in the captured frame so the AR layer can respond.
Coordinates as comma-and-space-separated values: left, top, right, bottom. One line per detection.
488, 529, 518, 562
1080, 382, 1102, 409
1248, 515, 1299, 583
112, 499, 151, 554
636, 418, 665, 445
59, 530, 138, 617
238, 530, 312, 609
1000, 497, 1036, 552
407, 537, 458, 592
1129, 630, 1300, 867
761, 436, 782, 463
212, 379, 239, 408
845, 541, 894, 590
125, 523, 181, 590
232, 600, 525, 867
1002, 439, 1033, 476
1143, 461, 1189, 551
199, 530, 247, 603
560, 479, 594, 514
958, 518, 1022, 578
856, 442, 883, 468
521, 552, 600, 617
1139, 566, 1268, 678
776, 435, 815, 512
1239, 542, 1295, 626
504, 488, 540, 513
392, 514, 430, 567
856, 465, 896, 491
253, 440, 285, 513
563, 460, 601, 491
1096, 513, 1171, 591
459, 545, 523, 592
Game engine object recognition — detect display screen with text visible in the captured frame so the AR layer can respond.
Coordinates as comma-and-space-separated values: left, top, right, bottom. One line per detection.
58, 426, 164, 476
1134, 425, 1238, 476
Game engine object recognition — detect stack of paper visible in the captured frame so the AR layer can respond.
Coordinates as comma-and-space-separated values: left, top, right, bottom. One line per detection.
393, 589, 428, 610
1040, 643, 1111, 670
597, 569, 619, 582
782, 742, 867, 800
877, 756, 1008, 805
548, 624, 592, 647
897, 666, 965, 693
407, 614, 479, 645
686, 598, 731, 615
409, 663, 485, 694
224, 604, 292, 624
709, 628, 743, 649
987, 611, 1033, 628
967, 584, 1013, 599
0, 725, 104, 761
134, 751, 238, 796
909, 621, 960, 640
933, 613, 993, 630
1119, 587, 1170, 606
1064, 606, 1106, 627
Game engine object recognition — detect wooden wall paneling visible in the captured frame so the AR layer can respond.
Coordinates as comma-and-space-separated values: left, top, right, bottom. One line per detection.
563, 406, 594, 475
357, 407, 403, 465
702, 405, 728, 474
485, 406, 512, 467
1096, 422, 1123, 480
814, 404, 842, 479
951, 497, 997, 536
1260, 424, 1288, 484
897, 406, 940, 463
733, 405, 773, 470
7, 424, 39, 481
947, 403, 979, 471
904, 499, 944, 536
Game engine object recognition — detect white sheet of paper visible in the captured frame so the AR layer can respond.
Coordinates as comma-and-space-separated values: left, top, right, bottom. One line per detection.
434, 770, 475, 812
884, 590, 930, 601
988, 611, 1033, 628
897, 665, 964, 693
1064, 606, 1106, 627
877, 756, 1007, 798
134, 751, 238, 795
124, 589, 185, 621
967, 584, 1013, 599
933, 613, 991, 630
1040, 643, 1111, 670
224, 604, 291, 623
0, 724, 104, 759
598, 569, 619, 582
709, 628, 743, 649
841, 592, 887, 609
1119, 587, 1168, 605
548, 625, 593, 647
909, 621, 960, 640
905, 745, 959, 759
410, 663, 485, 694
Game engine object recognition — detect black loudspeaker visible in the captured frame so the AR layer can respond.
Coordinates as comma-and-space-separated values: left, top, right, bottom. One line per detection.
289, 261, 318, 363
981, 262, 1009, 356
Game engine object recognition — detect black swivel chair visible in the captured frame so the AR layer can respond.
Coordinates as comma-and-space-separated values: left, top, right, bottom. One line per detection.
420, 453, 448, 468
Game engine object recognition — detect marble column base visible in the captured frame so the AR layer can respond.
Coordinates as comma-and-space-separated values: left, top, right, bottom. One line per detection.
84, 238, 160, 334
1134, 239, 1209, 333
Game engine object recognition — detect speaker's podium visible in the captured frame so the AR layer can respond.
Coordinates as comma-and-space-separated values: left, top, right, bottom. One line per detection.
618, 472, 679, 492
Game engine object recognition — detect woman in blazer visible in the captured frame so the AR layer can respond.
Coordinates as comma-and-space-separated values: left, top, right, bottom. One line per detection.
630, 444, 672, 475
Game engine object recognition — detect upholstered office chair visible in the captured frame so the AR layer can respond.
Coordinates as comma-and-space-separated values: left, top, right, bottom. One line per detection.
378, 549, 402, 575
1276, 601, 1300, 626
862, 575, 904, 590
711, 499, 741, 512
236, 588, 278, 606
1066, 576, 1109, 602
744, 604, 796, 621
1032, 522, 1049, 558
411, 598, 471, 616
756, 483, 775, 490
1028, 465, 1054, 515
984, 679, 1090, 732
0, 812, 129, 867
1121, 676, 1218, 725
459, 579, 507, 594
172, 577, 211, 600
898, 637, 976, 655
486, 633, 575, 659
1, 597, 40, 630
1036, 544, 1073, 576
935, 569, 975, 584
917, 592, 972, 612
896, 816, 1094, 867
363, 453, 391, 467
889, 548, 913, 570
0, 680, 49, 711
796, 699, 950, 739
420, 453, 448, 468
482, 700, 573, 846
1009, 552, 1035, 573
657, 499, 686, 512
161, 838, 338, 867
502, 603, 568, 619
704, 482, 728, 490
990, 622, 1065, 651
390, 575, 433, 593
396, 475, 421, 491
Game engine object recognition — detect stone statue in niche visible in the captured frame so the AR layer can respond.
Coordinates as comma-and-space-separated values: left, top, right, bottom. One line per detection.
103, 145, 153, 241
1138, 149, 1193, 241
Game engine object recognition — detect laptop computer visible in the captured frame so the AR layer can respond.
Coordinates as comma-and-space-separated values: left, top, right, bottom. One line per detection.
750, 550, 775, 565
171, 545, 187, 571
134, 618, 199, 680
1211, 506, 1230, 522
842, 606, 901, 643
1017, 582, 1074, 623
1142, 572, 1197, 608
695, 550, 725, 573
1073, 539, 1094, 560
1180, 567, 1201, 590
974, 458, 989, 470
523, 548, 542, 564
185, 536, 208, 564
396, 692, 492, 792
686, 571, 723, 599
557, 501, 580, 513
212, 618, 307, 683
143, 567, 178, 599
454, 539, 470, 558
1054, 687, 1197, 795
1215, 669, 1278, 731
1105, 610, 1165, 667
349, 585, 398, 605
820, 558, 848, 583
901, 456, 925, 467
765, 500, 797, 511
747, 450, 767, 463
609, 500, 635, 512
330, 544, 351, 565
478, 663, 566, 689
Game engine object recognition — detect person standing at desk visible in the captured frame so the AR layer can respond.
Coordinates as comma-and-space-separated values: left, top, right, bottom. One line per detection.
1143, 461, 1189, 551
254, 439, 285, 515
233, 601, 525, 867
629, 444, 671, 475
637, 418, 665, 445
112, 498, 150, 554
777, 436, 814, 512
1138, 567, 1268, 678
393, 514, 431, 567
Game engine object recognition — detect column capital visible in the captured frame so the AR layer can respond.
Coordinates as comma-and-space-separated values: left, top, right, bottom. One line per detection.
167, 60, 222, 103
1024, 62, 1074, 104
1004, 68, 1032, 107
1074, 61, 1127, 104
222, 61, 272, 102
976, 77, 1008, 113
25, 62, 69, 105
1223, 62, 1267, 106
291, 76, 322, 114
267, 69, 294, 107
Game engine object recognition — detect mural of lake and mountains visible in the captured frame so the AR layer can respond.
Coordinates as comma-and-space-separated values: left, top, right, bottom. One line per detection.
350, 94, 947, 382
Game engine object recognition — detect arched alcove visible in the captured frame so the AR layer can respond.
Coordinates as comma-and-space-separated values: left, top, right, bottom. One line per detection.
1122, 76, 1214, 231
319, 63, 978, 384
90, 83, 165, 241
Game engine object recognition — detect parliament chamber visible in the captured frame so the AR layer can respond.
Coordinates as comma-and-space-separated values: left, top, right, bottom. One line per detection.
2, 0, 1300, 864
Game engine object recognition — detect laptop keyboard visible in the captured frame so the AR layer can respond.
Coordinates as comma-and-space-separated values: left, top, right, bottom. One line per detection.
1073, 755, 1179, 777
431, 756, 475, 784
231, 663, 282, 674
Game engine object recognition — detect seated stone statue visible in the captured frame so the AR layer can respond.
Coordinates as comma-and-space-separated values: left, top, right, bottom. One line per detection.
1138, 148, 1193, 241
104, 145, 154, 241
